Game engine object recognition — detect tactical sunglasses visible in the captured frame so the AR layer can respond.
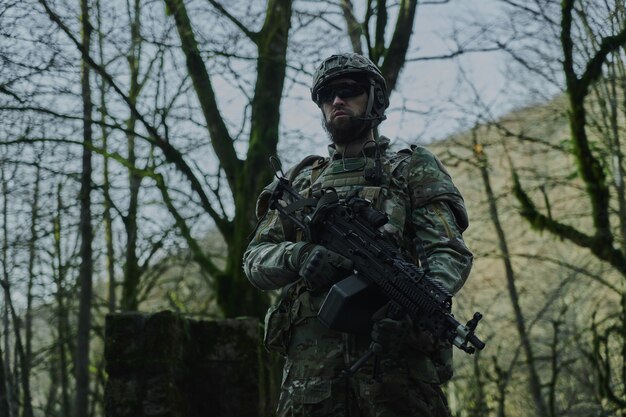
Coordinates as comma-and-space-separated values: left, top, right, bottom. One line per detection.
317, 83, 367, 103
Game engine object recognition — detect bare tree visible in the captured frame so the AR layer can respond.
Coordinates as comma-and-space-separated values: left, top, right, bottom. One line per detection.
0, 340, 8, 417
52, 182, 72, 417
73, 0, 95, 414
119, 0, 151, 311
509, 1, 626, 273
475, 0, 626, 413
96, 0, 117, 314
472, 129, 549, 417
24, 161, 40, 417
0, 156, 16, 417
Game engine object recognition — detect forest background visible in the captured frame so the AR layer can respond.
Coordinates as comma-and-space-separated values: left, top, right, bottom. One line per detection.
0, 0, 625, 416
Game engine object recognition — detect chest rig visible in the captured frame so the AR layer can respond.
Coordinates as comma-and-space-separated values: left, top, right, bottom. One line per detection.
290, 149, 413, 252
309, 157, 385, 205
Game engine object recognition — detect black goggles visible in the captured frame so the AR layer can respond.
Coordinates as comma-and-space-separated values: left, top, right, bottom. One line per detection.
316, 83, 367, 103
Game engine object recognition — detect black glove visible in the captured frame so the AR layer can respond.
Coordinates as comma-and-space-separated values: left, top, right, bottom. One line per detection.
370, 306, 411, 357
289, 242, 354, 291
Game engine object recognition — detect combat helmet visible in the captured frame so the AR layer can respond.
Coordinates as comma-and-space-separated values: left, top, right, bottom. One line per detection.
311, 53, 389, 127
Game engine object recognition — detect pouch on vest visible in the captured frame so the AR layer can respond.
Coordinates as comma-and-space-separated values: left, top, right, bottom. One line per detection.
263, 284, 300, 355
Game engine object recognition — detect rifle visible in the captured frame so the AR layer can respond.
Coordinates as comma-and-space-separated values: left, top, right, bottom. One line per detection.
268, 157, 485, 375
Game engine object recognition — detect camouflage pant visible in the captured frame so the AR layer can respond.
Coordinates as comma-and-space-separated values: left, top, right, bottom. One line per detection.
276, 294, 451, 417
276, 359, 451, 417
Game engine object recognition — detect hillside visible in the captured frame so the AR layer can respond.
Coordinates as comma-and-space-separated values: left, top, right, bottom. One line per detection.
430, 93, 624, 416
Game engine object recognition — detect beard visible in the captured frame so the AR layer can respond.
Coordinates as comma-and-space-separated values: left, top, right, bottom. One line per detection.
322, 113, 370, 145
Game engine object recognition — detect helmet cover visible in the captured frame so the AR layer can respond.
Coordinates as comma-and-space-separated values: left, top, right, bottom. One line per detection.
311, 53, 389, 122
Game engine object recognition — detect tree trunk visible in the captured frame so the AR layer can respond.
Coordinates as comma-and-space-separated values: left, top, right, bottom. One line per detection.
474, 134, 549, 417
163, 0, 293, 318
53, 184, 71, 417
3, 286, 33, 417
340, 0, 363, 54
43, 352, 59, 417
96, 0, 116, 313
0, 341, 9, 417
121, 0, 143, 312
22, 162, 40, 417
0, 168, 15, 417
74, 0, 94, 414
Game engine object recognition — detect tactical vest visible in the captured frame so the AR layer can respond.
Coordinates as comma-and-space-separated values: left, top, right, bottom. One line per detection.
263, 146, 459, 384
289, 149, 414, 252
263, 148, 412, 355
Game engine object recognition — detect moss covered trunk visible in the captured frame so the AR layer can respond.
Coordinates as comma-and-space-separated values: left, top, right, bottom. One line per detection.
165, 0, 293, 318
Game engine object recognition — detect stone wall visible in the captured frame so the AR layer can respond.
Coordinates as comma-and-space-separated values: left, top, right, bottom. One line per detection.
104, 311, 260, 417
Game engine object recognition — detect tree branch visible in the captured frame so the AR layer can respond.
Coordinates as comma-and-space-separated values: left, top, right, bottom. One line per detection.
561, 0, 575, 90
205, 0, 259, 43
512, 166, 626, 275
340, 0, 363, 54
0, 105, 153, 141
559, 0, 615, 253
373, 0, 388, 64
37, 0, 233, 238
0, 85, 24, 103
579, 24, 626, 93
164, 0, 242, 193
513, 253, 621, 295
244, 0, 292, 206
381, 0, 417, 93
406, 46, 502, 62
153, 172, 223, 279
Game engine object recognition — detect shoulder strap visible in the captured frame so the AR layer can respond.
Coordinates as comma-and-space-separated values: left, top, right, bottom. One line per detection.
310, 156, 330, 185
288, 155, 326, 183
281, 155, 326, 242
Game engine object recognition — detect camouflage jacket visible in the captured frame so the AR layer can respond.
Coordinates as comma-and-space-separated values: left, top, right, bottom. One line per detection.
243, 136, 473, 383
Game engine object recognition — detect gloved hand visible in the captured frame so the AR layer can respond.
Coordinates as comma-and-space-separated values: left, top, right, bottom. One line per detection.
370, 306, 411, 357
289, 242, 354, 291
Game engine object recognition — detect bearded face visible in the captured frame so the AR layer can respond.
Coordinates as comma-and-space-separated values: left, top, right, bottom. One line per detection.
322, 113, 370, 145
319, 78, 371, 145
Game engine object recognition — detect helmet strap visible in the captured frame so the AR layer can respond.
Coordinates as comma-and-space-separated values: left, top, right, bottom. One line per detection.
364, 79, 376, 123
364, 133, 383, 185
360, 78, 384, 184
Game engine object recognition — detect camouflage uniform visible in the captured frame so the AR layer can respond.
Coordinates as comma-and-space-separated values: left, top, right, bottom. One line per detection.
244, 136, 473, 417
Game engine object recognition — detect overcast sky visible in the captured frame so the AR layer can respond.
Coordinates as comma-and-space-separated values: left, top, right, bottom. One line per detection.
272, 0, 537, 162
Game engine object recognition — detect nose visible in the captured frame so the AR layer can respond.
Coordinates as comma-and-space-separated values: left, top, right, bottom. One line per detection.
332, 94, 346, 106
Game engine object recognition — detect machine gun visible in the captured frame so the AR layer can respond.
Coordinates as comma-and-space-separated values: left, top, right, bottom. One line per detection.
268, 158, 485, 374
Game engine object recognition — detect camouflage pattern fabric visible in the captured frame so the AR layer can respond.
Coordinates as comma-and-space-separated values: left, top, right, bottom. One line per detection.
243, 136, 472, 416
275, 292, 452, 417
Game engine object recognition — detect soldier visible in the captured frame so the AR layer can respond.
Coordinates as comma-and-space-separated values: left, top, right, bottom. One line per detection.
243, 53, 473, 417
